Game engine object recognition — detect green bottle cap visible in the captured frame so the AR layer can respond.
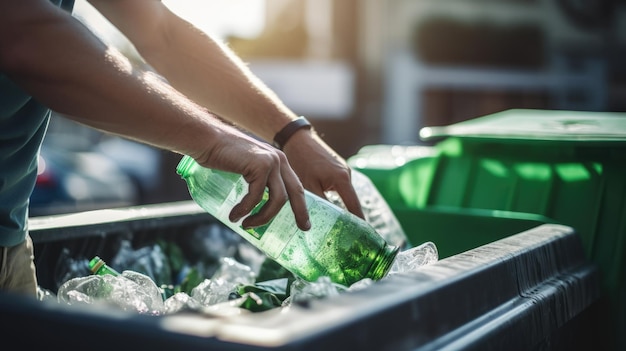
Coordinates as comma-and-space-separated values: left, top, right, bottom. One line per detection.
89, 256, 104, 274
88, 256, 120, 276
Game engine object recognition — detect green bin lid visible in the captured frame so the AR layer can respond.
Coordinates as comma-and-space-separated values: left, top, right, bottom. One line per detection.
420, 109, 626, 144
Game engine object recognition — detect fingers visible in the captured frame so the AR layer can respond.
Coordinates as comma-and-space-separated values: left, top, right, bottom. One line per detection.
306, 179, 365, 219
281, 164, 311, 231
228, 175, 268, 224
318, 168, 364, 219
228, 152, 310, 231
279, 135, 365, 219
238, 179, 286, 229
333, 183, 365, 219
300, 164, 365, 220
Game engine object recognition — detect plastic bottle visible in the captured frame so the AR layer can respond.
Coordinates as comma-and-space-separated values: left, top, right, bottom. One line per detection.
88, 256, 120, 276
326, 169, 410, 249
176, 155, 399, 287
86, 256, 166, 311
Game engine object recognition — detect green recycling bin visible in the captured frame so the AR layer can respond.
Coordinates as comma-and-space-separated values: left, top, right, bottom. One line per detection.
350, 109, 626, 350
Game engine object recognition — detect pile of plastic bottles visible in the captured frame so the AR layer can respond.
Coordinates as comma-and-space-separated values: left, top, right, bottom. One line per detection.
39, 223, 438, 316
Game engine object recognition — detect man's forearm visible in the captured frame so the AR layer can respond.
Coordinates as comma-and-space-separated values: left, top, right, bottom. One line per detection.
0, 1, 228, 159
127, 6, 299, 143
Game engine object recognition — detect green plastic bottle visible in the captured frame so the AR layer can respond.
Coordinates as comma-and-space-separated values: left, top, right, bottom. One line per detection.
176, 155, 399, 287
89, 256, 120, 276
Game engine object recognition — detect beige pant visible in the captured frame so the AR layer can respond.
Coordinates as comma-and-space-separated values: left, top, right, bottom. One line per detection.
0, 234, 38, 297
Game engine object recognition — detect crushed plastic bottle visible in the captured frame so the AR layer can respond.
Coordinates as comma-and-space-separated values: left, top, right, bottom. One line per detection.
212, 257, 257, 286
49, 216, 437, 316
347, 278, 374, 292
110, 241, 172, 287
52, 238, 439, 315
388, 241, 439, 275
191, 257, 257, 306
57, 265, 164, 315
163, 292, 203, 314
283, 276, 345, 306
190, 279, 232, 306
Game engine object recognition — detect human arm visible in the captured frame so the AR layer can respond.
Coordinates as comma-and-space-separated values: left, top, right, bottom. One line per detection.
0, 0, 309, 229
86, 0, 365, 218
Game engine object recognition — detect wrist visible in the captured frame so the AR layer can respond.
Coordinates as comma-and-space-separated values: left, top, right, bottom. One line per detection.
273, 116, 313, 150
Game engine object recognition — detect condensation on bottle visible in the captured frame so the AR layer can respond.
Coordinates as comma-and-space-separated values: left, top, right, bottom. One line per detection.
326, 169, 410, 250
176, 155, 399, 287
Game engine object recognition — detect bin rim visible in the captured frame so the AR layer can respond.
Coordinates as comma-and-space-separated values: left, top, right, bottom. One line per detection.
420, 109, 626, 145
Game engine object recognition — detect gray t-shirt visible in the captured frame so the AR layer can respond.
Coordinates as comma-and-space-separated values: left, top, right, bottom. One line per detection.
0, 0, 75, 246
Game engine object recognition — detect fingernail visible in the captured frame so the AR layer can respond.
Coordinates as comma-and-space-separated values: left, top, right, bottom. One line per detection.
303, 220, 311, 231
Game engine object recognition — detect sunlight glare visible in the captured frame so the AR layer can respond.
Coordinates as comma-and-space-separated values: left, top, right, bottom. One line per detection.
162, 0, 266, 40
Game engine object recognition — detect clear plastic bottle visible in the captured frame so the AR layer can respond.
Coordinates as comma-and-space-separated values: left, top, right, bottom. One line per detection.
176, 155, 399, 287
326, 169, 410, 249
85, 256, 166, 312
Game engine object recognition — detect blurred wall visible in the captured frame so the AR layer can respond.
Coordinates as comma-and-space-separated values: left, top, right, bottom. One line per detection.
50, 0, 625, 210
228, 0, 366, 158
361, 0, 626, 144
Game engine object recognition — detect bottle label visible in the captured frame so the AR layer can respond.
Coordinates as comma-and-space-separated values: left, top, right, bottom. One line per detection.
216, 177, 343, 260
215, 177, 297, 259
259, 196, 341, 259
216, 176, 251, 226
256, 205, 299, 258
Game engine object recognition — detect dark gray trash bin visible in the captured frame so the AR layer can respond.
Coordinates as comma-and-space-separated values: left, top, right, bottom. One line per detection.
0, 201, 602, 350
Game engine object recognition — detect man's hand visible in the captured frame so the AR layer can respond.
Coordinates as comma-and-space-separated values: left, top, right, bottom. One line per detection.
193, 125, 311, 231
282, 129, 365, 219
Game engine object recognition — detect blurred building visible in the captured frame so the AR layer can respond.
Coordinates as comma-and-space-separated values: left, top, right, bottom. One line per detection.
227, 0, 364, 156
72, 0, 626, 155
226, 0, 626, 149
371, 0, 626, 145
38, 0, 624, 212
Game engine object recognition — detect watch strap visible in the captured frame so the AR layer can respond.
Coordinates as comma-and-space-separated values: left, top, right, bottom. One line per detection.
273, 116, 312, 150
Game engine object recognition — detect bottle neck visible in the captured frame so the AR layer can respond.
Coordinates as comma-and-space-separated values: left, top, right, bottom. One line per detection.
90, 259, 105, 274
176, 155, 196, 178
367, 244, 400, 281
89, 256, 120, 276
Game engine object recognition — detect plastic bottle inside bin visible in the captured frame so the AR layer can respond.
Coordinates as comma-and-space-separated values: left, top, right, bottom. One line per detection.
75, 256, 165, 313
89, 256, 120, 276
326, 169, 410, 250
176, 155, 399, 287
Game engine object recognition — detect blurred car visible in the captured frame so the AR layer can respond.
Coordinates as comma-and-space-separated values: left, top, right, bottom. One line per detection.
29, 138, 139, 217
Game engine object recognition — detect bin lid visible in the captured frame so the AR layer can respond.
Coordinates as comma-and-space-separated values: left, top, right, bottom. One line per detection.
420, 109, 626, 144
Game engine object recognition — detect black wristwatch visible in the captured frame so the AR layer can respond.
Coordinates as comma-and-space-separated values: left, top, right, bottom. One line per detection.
273, 116, 312, 150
